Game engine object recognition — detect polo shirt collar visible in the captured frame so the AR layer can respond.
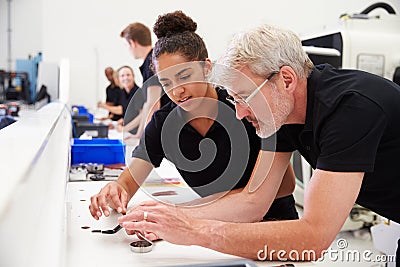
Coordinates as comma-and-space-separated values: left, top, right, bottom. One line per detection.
304, 67, 320, 131
139, 49, 153, 72
175, 102, 185, 121
173, 88, 233, 133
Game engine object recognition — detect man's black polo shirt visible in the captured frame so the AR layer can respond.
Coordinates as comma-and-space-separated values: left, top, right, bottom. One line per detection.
262, 64, 400, 223
132, 88, 260, 197
106, 85, 121, 105
106, 85, 122, 121
139, 49, 171, 107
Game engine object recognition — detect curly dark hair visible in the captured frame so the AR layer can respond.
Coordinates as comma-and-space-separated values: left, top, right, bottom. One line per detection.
151, 10, 208, 71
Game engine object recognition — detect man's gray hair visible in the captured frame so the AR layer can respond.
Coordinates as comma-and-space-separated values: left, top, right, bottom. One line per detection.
215, 24, 313, 85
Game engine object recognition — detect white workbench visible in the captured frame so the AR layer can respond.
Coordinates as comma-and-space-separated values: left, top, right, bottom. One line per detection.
66, 180, 317, 267
66, 181, 242, 267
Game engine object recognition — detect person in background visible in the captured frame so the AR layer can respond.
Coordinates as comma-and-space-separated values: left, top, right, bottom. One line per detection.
98, 66, 144, 134
89, 12, 298, 239
120, 22, 170, 137
113, 69, 121, 88
99, 66, 122, 121
119, 23, 400, 263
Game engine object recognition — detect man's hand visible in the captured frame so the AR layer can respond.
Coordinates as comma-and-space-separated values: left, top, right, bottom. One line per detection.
118, 201, 200, 245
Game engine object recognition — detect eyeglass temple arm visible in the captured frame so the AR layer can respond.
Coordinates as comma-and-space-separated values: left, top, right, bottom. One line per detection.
247, 71, 278, 101
246, 77, 270, 101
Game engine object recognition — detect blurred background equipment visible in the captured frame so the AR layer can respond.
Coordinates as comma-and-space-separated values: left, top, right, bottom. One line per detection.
0, 115, 16, 130
0, 70, 30, 103
301, 2, 400, 85
35, 85, 51, 103
0, 52, 61, 107
15, 52, 42, 103
70, 105, 108, 138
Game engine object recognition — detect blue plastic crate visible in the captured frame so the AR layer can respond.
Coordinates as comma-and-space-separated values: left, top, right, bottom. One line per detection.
71, 138, 126, 165
87, 113, 94, 123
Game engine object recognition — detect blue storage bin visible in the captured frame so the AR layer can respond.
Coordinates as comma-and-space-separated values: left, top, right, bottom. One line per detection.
71, 138, 126, 165
87, 113, 94, 123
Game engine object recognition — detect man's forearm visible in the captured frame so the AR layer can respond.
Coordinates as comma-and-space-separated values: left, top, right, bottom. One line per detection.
194, 170, 363, 260
195, 218, 327, 261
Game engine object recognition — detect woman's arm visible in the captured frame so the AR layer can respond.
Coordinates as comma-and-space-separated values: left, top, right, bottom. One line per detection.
98, 102, 123, 115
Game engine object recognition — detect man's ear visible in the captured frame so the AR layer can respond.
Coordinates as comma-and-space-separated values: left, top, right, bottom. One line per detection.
128, 39, 136, 48
280, 66, 297, 92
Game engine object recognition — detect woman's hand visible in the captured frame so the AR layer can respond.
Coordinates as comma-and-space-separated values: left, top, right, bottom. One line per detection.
89, 181, 129, 220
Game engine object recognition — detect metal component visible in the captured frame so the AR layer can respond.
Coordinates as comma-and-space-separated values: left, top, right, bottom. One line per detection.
85, 163, 104, 173
135, 230, 153, 245
130, 240, 153, 253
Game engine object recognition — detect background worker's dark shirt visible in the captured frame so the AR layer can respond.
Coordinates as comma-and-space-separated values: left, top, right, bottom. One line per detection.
106, 84, 121, 104
139, 49, 171, 108
262, 64, 400, 223
106, 85, 122, 120
116, 84, 145, 134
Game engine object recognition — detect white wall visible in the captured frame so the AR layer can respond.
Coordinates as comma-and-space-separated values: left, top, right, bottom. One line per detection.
0, 0, 43, 70
1, 0, 399, 110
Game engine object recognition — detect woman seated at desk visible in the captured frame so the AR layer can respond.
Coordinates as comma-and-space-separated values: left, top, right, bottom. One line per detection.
89, 11, 298, 239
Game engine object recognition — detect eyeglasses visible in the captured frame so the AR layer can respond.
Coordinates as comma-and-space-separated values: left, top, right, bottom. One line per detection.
226, 71, 278, 106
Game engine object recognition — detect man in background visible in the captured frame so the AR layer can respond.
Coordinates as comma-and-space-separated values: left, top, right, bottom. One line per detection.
103, 66, 121, 121
120, 22, 170, 137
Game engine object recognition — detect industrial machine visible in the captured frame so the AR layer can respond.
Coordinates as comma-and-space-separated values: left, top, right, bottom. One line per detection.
15, 52, 42, 103
301, 2, 400, 84
0, 53, 42, 104
0, 70, 30, 103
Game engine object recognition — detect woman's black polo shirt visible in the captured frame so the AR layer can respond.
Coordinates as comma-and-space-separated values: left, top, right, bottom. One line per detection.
117, 84, 145, 134
262, 64, 400, 223
132, 88, 260, 197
